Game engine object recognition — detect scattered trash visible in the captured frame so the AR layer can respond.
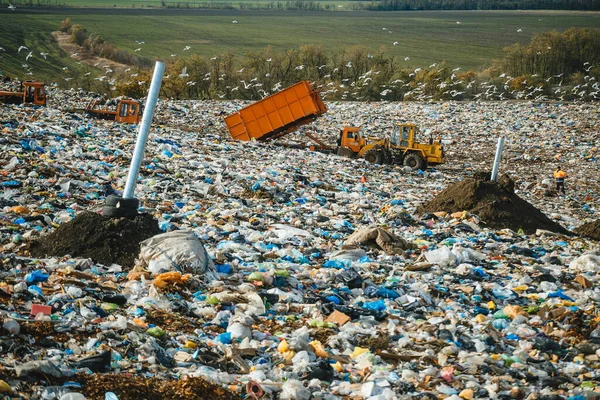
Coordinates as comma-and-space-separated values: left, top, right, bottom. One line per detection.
0, 94, 598, 399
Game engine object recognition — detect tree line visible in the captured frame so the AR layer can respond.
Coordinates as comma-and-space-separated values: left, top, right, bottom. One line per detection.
356, 0, 600, 11
56, 25, 599, 102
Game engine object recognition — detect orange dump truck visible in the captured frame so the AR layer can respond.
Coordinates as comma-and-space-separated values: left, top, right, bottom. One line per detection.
224, 80, 327, 141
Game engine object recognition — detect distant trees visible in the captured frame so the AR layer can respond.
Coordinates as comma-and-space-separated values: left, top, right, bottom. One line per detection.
59, 18, 72, 32
501, 28, 600, 78
360, 0, 600, 11
134, 35, 599, 102
52, 22, 598, 102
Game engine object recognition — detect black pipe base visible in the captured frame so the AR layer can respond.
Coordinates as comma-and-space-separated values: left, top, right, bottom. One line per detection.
102, 195, 139, 217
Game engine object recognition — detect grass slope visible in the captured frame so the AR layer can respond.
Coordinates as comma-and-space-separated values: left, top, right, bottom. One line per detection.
0, 10, 598, 80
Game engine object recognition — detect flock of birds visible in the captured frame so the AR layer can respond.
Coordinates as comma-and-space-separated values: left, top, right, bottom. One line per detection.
2, 14, 598, 102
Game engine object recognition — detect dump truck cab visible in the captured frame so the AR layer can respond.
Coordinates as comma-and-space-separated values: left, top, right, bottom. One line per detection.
336, 127, 392, 163
0, 81, 46, 106
116, 99, 141, 124
338, 127, 366, 153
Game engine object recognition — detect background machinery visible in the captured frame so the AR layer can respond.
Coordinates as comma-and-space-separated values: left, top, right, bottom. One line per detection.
83, 98, 142, 124
224, 81, 445, 169
0, 81, 46, 106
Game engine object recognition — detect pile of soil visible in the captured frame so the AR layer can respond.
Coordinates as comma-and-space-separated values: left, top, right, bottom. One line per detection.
29, 212, 161, 268
574, 220, 600, 241
417, 173, 570, 235
65, 374, 237, 400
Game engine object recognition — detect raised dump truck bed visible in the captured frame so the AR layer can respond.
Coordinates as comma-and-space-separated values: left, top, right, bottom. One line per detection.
224, 80, 327, 141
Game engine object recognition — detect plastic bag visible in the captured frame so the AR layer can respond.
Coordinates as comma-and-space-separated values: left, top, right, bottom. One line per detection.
138, 230, 217, 278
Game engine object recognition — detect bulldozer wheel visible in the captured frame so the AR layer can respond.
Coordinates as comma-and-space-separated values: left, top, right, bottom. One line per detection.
337, 147, 356, 159
363, 149, 382, 164
404, 153, 425, 170
382, 149, 393, 165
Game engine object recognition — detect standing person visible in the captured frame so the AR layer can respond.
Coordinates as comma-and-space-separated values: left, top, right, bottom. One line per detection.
554, 166, 566, 195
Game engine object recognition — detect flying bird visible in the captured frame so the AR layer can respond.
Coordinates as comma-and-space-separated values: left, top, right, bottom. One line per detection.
183, 46, 191, 51
18, 45, 29, 53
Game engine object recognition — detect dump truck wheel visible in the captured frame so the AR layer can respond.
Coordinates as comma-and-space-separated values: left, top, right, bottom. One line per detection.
404, 153, 425, 170
363, 150, 382, 164
337, 147, 356, 159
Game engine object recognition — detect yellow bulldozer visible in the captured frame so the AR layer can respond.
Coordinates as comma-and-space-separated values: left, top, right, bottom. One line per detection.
335, 123, 445, 170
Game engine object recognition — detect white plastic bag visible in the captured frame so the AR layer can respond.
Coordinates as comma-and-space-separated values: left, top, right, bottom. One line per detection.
138, 230, 216, 278
425, 246, 457, 267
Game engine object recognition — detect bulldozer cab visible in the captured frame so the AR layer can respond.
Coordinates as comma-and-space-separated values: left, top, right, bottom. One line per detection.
23, 82, 46, 106
391, 123, 416, 148
116, 100, 141, 124
339, 127, 365, 153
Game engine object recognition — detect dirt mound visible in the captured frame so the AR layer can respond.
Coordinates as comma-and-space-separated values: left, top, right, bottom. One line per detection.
417, 173, 569, 235
574, 220, 600, 241
29, 212, 161, 268
70, 373, 237, 400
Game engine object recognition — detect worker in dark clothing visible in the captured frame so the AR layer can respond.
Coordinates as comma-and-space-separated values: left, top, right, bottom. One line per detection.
553, 166, 566, 195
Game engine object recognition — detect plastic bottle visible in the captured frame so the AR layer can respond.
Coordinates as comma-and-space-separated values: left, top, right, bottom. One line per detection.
41, 386, 70, 400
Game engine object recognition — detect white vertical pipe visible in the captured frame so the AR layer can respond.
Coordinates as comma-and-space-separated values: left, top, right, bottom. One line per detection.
490, 137, 505, 182
123, 61, 165, 199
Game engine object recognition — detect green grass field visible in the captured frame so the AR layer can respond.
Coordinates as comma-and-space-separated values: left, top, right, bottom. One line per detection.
0, 9, 599, 81
2, 0, 360, 8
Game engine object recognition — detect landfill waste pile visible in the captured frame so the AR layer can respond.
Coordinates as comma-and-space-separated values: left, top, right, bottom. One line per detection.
0, 91, 599, 399
574, 221, 600, 242
417, 172, 571, 235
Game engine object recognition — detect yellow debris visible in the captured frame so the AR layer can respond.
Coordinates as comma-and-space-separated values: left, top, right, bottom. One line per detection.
351, 347, 369, 359
278, 339, 289, 353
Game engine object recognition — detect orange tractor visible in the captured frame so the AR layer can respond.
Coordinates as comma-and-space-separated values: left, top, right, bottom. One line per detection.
0, 81, 47, 106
